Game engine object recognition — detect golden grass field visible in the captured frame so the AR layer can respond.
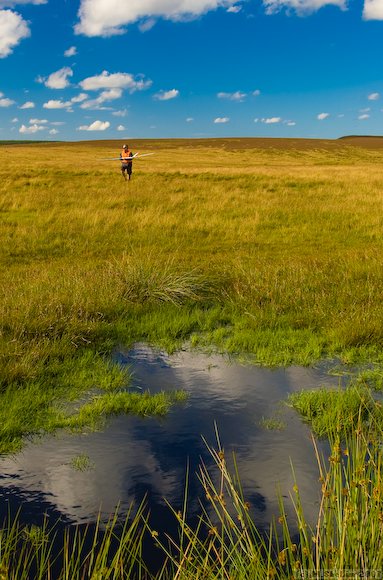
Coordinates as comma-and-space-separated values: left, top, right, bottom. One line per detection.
1, 136, 383, 450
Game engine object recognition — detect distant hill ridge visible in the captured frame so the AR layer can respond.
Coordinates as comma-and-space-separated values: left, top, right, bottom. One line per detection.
337, 135, 383, 149
2, 136, 383, 150
0, 140, 61, 145
339, 135, 383, 139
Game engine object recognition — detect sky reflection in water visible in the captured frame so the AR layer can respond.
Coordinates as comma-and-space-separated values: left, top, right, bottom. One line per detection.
0, 344, 340, 536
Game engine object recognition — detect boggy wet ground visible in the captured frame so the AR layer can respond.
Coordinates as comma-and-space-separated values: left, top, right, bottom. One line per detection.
0, 344, 342, 543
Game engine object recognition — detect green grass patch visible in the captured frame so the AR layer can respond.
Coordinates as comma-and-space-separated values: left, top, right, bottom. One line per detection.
0, 383, 188, 454
259, 414, 286, 430
354, 366, 383, 391
0, 343, 187, 453
287, 384, 380, 437
70, 453, 95, 471
54, 389, 188, 432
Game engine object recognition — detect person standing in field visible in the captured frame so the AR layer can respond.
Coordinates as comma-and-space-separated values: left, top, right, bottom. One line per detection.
120, 144, 133, 181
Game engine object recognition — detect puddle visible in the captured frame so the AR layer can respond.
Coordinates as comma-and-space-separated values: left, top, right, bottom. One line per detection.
0, 344, 342, 546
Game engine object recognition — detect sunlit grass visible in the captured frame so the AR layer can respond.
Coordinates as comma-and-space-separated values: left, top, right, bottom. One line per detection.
287, 383, 383, 437
55, 389, 188, 432
2, 138, 383, 448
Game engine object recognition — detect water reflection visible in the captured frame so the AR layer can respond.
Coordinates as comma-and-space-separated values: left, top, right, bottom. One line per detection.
0, 344, 339, 536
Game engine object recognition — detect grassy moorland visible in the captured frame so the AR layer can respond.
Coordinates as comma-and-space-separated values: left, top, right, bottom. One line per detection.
2, 137, 383, 451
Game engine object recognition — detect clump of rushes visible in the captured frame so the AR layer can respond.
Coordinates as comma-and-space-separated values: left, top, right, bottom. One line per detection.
259, 414, 286, 430
355, 366, 383, 391
151, 429, 275, 579
150, 417, 383, 579
271, 423, 383, 580
0, 501, 149, 579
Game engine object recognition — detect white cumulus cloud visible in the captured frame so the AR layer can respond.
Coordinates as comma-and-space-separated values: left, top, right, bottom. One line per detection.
0, 92, 15, 106
43, 67, 73, 89
79, 70, 151, 92
217, 90, 246, 101
214, 117, 230, 123
64, 45, 77, 57
112, 109, 128, 117
43, 99, 73, 110
0, 9, 30, 58
227, 4, 241, 12
358, 113, 370, 120
138, 18, 156, 32
117, 124, 125, 131
368, 92, 380, 100
363, 0, 383, 19
20, 101, 34, 108
78, 120, 110, 131
154, 89, 179, 101
317, 112, 330, 120
262, 117, 281, 123
71, 92, 88, 103
19, 123, 45, 134
75, 0, 234, 37
29, 118, 47, 123
80, 88, 122, 109
263, 0, 345, 14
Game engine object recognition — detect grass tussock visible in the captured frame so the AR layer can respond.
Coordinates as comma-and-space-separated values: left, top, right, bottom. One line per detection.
110, 254, 223, 306
70, 453, 95, 472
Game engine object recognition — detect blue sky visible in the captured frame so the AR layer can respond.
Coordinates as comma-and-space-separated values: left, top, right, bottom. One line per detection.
0, 0, 382, 140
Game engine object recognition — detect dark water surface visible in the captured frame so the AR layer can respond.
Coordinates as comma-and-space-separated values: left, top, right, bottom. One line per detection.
0, 344, 340, 545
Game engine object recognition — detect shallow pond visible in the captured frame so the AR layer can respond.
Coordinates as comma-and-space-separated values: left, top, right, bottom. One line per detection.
0, 344, 342, 554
